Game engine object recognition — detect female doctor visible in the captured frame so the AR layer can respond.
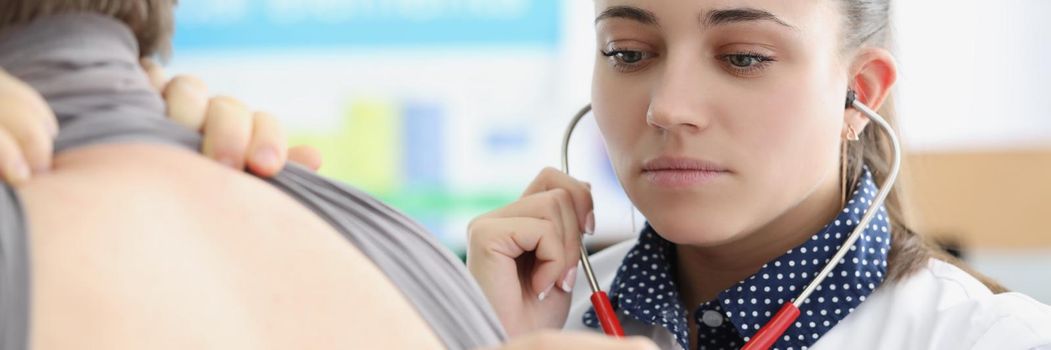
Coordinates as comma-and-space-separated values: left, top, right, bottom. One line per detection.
465, 0, 1051, 349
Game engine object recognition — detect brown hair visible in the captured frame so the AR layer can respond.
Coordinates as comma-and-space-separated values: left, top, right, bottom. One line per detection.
0, 0, 177, 58
838, 0, 1006, 292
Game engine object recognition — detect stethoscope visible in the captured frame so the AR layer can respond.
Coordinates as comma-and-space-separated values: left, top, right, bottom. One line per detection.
560, 90, 902, 350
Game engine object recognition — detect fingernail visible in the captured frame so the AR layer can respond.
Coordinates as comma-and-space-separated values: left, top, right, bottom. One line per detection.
176, 79, 207, 101
218, 157, 238, 169
537, 283, 555, 301
253, 148, 278, 170
560, 267, 577, 293
7, 161, 30, 183
585, 211, 596, 235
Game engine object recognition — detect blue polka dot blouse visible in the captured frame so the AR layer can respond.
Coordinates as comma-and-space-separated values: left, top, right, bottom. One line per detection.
584, 169, 892, 350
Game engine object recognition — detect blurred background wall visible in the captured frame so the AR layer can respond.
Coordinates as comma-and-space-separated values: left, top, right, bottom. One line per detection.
167, 0, 1051, 302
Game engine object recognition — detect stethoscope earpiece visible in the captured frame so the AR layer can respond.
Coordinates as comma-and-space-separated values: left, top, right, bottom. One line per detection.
846, 90, 858, 109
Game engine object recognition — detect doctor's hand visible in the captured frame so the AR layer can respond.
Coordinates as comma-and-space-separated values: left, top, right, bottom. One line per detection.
141, 59, 323, 176
483, 331, 657, 350
467, 167, 595, 338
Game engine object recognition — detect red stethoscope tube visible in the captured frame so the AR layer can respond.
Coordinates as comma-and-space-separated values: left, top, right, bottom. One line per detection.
590, 290, 625, 337
741, 303, 801, 350
579, 245, 625, 337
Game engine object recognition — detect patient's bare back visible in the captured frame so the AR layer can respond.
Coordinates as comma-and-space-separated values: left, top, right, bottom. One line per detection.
19, 143, 442, 349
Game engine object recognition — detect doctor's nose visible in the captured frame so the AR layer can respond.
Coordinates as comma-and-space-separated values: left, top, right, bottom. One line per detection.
646, 59, 713, 134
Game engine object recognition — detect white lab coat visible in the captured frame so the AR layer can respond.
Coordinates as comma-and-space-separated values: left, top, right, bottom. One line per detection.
565, 239, 1051, 350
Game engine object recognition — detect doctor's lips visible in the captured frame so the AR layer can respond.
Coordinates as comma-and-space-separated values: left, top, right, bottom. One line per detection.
641, 157, 729, 187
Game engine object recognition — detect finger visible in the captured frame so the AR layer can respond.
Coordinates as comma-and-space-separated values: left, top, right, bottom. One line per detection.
161, 75, 209, 130
139, 58, 168, 92
244, 112, 287, 177
493, 188, 580, 251
0, 114, 52, 173
201, 96, 253, 169
494, 187, 567, 223
623, 337, 661, 350
549, 189, 583, 293
467, 215, 566, 300
0, 82, 55, 172
488, 190, 580, 299
288, 145, 322, 171
524, 167, 595, 234
0, 129, 30, 185
505, 332, 659, 350
559, 234, 583, 295
0, 68, 58, 138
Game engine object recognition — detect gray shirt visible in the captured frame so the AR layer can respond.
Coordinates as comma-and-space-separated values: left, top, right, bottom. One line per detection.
0, 13, 505, 350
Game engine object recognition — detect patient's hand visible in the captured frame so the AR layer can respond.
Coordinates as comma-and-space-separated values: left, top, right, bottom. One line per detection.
0, 68, 57, 184
141, 59, 322, 176
487, 331, 658, 350
0, 61, 321, 185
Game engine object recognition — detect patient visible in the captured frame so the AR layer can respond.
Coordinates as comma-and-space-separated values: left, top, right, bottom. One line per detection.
0, 7, 479, 350
0, 2, 657, 349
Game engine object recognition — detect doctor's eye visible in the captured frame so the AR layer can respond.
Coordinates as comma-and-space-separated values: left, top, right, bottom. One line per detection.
601, 49, 657, 72
719, 52, 776, 76
605, 50, 645, 64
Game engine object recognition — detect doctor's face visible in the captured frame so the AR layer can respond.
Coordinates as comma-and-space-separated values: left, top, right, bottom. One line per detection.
591, 0, 852, 246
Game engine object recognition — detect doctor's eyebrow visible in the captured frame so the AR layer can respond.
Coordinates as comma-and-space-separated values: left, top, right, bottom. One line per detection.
596, 6, 798, 31
703, 8, 798, 30
595, 6, 658, 26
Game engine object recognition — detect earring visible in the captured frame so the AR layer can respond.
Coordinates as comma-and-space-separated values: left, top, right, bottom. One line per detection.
840, 138, 849, 208
841, 90, 863, 207
840, 124, 861, 208
846, 124, 860, 141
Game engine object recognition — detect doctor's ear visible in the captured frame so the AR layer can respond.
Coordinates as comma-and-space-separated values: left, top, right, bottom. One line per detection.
844, 47, 898, 139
